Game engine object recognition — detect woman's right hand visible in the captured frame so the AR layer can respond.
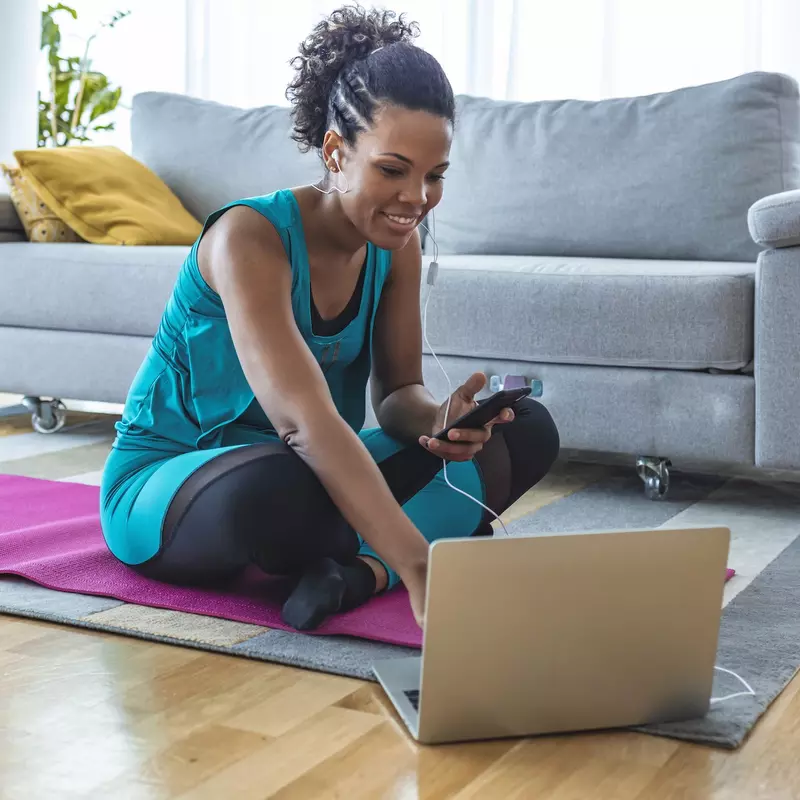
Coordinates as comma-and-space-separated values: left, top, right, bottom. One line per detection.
402, 561, 428, 629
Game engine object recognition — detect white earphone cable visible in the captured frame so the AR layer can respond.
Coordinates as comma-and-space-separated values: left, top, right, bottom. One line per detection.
710, 666, 756, 704
312, 149, 349, 195
419, 219, 510, 537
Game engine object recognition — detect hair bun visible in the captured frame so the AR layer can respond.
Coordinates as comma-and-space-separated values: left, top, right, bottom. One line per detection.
287, 5, 419, 151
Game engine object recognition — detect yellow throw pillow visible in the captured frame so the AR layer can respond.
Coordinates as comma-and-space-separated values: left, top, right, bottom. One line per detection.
13, 146, 202, 245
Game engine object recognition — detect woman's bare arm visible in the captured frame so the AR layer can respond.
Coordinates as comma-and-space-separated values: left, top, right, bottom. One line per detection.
371, 230, 440, 440
199, 207, 430, 589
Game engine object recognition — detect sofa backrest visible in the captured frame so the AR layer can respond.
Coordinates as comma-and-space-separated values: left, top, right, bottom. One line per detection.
131, 92, 320, 223
133, 73, 800, 262
435, 72, 800, 262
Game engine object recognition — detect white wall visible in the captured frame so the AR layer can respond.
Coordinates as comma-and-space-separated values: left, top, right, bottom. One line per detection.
0, 2, 40, 163
10, 1, 800, 156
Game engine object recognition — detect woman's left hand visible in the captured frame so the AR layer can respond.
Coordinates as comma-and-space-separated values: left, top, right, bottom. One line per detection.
419, 373, 514, 462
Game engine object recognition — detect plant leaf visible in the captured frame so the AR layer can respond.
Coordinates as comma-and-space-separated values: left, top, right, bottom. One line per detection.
83, 71, 109, 94
54, 72, 74, 107
41, 15, 60, 51
47, 4, 78, 20
55, 116, 73, 133
41, 5, 78, 51
79, 73, 108, 123
88, 86, 121, 123
38, 109, 53, 139
92, 123, 116, 132
105, 10, 132, 29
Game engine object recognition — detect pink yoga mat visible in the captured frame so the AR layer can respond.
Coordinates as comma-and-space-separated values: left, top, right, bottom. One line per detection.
0, 474, 423, 648
0, 474, 736, 650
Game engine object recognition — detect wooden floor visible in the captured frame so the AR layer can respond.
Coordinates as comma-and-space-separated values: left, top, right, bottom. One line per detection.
1, 396, 799, 797
0, 616, 798, 799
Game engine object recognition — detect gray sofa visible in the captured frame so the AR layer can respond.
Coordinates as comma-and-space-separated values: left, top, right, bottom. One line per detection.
2, 71, 799, 497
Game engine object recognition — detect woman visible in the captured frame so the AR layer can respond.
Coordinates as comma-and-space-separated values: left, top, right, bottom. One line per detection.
100, 5, 560, 631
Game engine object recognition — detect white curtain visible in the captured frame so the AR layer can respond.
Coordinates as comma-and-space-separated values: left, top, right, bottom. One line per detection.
183, 0, 800, 104
56, 0, 800, 150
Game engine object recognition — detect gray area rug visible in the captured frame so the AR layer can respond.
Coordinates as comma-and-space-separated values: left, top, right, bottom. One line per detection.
634, 529, 800, 747
1, 470, 798, 749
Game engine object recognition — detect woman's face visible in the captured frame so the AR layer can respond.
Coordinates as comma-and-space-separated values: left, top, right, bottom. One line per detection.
328, 105, 453, 251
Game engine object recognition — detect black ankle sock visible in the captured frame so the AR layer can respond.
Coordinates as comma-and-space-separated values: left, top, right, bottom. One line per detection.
340, 557, 377, 610
281, 557, 377, 631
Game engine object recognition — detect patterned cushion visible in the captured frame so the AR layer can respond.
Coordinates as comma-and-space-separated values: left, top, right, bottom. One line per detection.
1, 164, 83, 243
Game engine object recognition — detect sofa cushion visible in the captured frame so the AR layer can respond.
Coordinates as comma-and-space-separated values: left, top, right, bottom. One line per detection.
435, 72, 800, 262
422, 255, 754, 371
131, 92, 320, 223
0, 243, 187, 336
0, 246, 754, 371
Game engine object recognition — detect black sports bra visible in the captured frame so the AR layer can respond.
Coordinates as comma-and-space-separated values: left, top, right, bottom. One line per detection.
310, 257, 368, 337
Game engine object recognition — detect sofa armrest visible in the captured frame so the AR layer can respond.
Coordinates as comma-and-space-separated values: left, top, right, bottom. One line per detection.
0, 192, 23, 234
749, 190, 800, 249
755, 245, 800, 470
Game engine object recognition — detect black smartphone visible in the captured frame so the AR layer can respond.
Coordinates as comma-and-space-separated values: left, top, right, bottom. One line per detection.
432, 387, 532, 442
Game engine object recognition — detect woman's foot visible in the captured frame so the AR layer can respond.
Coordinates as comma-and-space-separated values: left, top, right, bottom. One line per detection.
281, 556, 377, 631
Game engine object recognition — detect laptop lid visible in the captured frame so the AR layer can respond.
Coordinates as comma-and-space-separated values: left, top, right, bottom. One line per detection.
416, 526, 730, 744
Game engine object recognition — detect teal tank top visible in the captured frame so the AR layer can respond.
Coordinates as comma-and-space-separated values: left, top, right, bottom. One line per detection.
112, 189, 393, 453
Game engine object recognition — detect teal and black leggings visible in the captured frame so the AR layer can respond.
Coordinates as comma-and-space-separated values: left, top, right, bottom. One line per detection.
132, 398, 559, 628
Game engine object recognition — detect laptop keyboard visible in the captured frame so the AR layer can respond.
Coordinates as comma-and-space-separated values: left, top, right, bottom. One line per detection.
403, 689, 420, 711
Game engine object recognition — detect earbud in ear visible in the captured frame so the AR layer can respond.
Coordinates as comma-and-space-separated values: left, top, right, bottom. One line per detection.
313, 147, 349, 194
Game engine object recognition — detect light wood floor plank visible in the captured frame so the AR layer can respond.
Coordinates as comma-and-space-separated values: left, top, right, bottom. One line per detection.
84, 725, 272, 800
175, 706, 384, 800
223, 669, 364, 738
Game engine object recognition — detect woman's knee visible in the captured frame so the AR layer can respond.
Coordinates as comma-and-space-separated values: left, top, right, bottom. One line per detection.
224, 443, 359, 573
509, 398, 561, 468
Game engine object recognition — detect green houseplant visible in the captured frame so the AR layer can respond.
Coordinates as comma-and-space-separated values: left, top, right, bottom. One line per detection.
38, 4, 130, 147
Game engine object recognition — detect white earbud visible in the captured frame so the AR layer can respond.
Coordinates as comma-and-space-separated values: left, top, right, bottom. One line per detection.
312, 147, 349, 195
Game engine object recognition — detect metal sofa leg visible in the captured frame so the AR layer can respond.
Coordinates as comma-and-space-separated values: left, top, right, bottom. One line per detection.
636, 456, 672, 500
21, 396, 67, 434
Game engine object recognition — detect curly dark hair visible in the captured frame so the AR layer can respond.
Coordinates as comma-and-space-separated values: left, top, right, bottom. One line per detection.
286, 4, 455, 153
